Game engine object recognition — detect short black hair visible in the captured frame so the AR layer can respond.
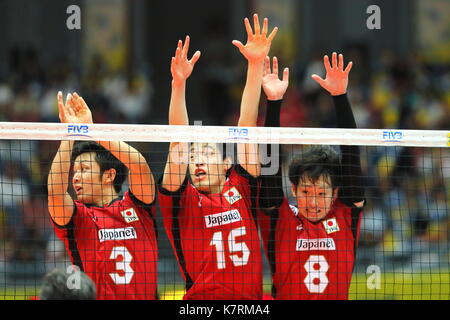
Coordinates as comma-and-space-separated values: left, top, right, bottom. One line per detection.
288, 145, 341, 189
39, 268, 96, 300
71, 141, 128, 193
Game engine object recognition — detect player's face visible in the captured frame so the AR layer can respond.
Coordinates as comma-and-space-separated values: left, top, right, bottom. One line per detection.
72, 152, 104, 204
189, 143, 230, 194
292, 174, 338, 223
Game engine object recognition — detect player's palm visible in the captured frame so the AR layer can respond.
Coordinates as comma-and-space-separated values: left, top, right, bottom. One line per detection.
171, 59, 195, 83
312, 52, 353, 96
262, 56, 289, 100
239, 38, 271, 62
263, 74, 288, 100
71, 93, 93, 124
232, 14, 278, 63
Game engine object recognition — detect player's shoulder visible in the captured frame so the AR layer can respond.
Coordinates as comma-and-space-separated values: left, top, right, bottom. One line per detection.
230, 164, 257, 183
121, 190, 156, 214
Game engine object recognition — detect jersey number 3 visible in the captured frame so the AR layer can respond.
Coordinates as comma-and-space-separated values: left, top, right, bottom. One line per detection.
109, 246, 134, 285
210, 226, 250, 270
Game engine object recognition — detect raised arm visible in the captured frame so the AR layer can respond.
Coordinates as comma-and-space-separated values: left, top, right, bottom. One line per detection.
259, 56, 289, 210
312, 52, 364, 207
48, 92, 80, 226
162, 36, 201, 191
70, 93, 155, 204
232, 14, 278, 177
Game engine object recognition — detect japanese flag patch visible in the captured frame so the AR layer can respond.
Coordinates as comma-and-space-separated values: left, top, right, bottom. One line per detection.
223, 187, 242, 205
323, 218, 339, 234
121, 208, 139, 223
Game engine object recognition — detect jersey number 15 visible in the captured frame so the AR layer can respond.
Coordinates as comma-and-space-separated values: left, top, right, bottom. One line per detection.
210, 226, 250, 270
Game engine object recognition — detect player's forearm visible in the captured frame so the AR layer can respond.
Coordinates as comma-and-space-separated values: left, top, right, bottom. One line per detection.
48, 140, 74, 196
238, 61, 264, 127
169, 81, 189, 126
332, 94, 365, 202
98, 140, 155, 202
97, 141, 146, 170
259, 99, 283, 210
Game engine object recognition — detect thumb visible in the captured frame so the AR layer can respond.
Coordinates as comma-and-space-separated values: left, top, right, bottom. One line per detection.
311, 74, 327, 88
57, 91, 66, 122
190, 50, 201, 65
232, 40, 244, 51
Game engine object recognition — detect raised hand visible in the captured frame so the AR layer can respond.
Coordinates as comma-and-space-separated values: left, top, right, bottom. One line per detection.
57, 91, 77, 123
171, 35, 201, 86
57, 91, 93, 124
71, 92, 93, 123
311, 52, 353, 96
262, 56, 289, 101
232, 14, 278, 63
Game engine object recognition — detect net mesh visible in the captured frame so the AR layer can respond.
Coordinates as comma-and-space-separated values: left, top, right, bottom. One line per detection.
0, 123, 449, 300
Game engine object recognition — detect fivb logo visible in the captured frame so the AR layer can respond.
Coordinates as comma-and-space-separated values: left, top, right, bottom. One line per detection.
205, 209, 242, 228
382, 130, 403, 142
228, 127, 249, 139
68, 125, 89, 134
296, 238, 336, 251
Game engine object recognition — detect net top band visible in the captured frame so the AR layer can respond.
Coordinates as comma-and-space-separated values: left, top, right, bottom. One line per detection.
0, 122, 448, 147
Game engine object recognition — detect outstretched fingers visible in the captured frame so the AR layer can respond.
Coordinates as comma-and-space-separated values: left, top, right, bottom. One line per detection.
263, 56, 271, 77
282, 67, 289, 83
324, 55, 332, 73
253, 14, 261, 36
189, 50, 201, 65
261, 17, 268, 37
272, 56, 279, 75
182, 36, 190, 59
232, 40, 245, 51
57, 91, 66, 121
332, 52, 338, 69
344, 61, 353, 74
267, 26, 278, 42
311, 74, 326, 87
338, 54, 344, 70
244, 17, 254, 40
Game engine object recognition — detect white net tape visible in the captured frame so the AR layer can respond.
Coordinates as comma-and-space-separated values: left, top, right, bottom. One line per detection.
0, 122, 448, 147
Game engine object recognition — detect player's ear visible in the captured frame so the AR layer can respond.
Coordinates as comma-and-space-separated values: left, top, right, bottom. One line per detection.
103, 168, 117, 185
333, 187, 339, 199
291, 184, 297, 198
223, 157, 232, 172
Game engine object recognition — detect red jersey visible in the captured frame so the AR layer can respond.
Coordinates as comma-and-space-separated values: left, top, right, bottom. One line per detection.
52, 191, 158, 300
158, 165, 262, 300
259, 197, 362, 300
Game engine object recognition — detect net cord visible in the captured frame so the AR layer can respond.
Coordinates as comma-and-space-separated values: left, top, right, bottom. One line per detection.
0, 122, 448, 147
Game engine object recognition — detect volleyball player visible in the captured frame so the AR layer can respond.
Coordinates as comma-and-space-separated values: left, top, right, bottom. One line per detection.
47, 92, 158, 300
259, 53, 365, 299
158, 14, 277, 300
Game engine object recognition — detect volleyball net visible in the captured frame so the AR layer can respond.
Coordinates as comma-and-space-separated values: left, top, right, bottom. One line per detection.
0, 122, 449, 300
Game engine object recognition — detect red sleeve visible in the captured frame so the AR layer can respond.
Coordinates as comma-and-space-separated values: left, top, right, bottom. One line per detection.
123, 190, 156, 217
50, 201, 79, 241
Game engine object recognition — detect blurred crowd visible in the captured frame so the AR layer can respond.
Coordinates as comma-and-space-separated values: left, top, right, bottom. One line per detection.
0, 45, 449, 284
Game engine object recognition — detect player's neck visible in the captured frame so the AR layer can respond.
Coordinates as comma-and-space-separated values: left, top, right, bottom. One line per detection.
94, 188, 119, 207
200, 177, 227, 195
